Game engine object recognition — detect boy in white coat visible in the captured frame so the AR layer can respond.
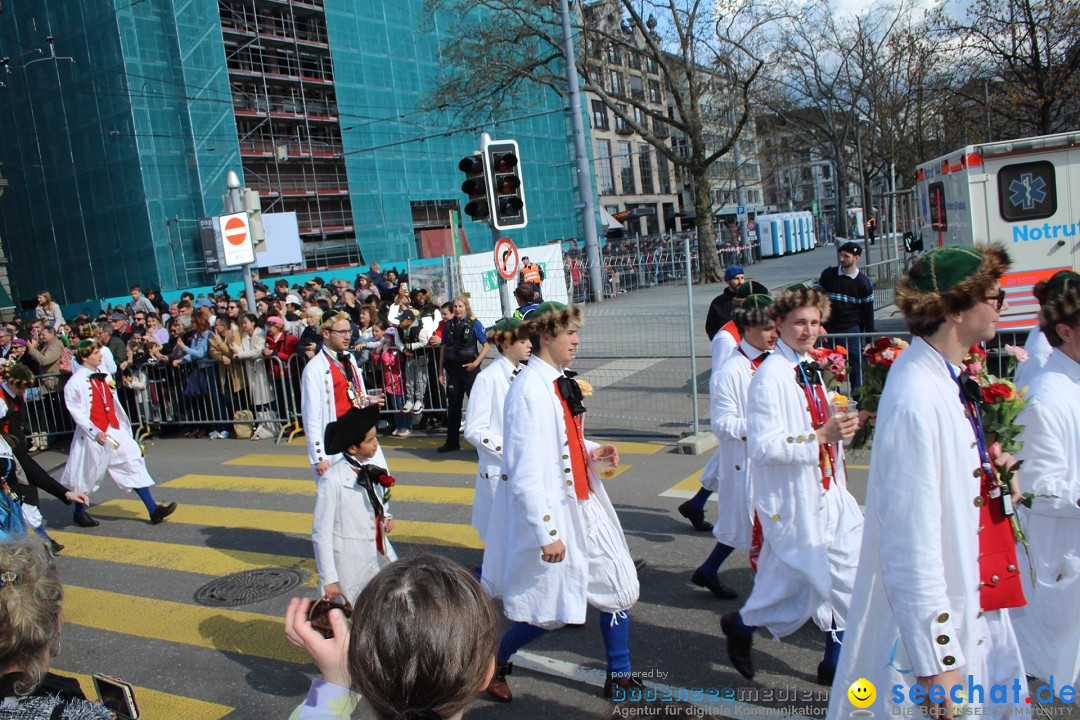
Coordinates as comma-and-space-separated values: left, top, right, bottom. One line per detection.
313, 406, 396, 603
60, 340, 176, 527
1011, 283, 1080, 688
481, 303, 640, 702
829, 244, 1028, 717
720, 287, 862, 686
691, 294, 776, 599
463, 317, 531, 543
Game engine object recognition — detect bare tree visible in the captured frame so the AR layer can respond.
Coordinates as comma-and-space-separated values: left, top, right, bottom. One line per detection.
423, 0, 781, 283
936, 0, 1080, 137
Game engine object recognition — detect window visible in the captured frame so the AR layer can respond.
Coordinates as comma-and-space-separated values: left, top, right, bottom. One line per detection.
745, 189, 760, 204
629, 76, 645, 100
592, 99, 609, 130
596, 140, 615, 195
645, 56, 658, 73
614, 104, 629, 132
627, 51, 641, 70
638, 143, 654, 194
997, 160, 1057, 222
648, 79, 661, 104
607, 45, 621, 64
618, 141, 635, 194
656, 149, 671, 194
928, 182, 947, 231
634, 106, 648, 128
609, 70, 624, 96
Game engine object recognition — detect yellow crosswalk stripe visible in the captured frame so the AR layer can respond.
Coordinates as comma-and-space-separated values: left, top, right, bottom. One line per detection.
226, 453, 479, 475
53, 670, 233, 720
164, 473, 476, 504
89, 500, 483, 549
63, 586, 310, 664
286, 436, 666, 454
659, 468, 703, 498
50, 531, 319, 585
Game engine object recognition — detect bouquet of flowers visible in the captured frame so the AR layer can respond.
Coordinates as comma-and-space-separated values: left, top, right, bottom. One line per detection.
808, 344, 849, 390
849, 337, 910, 450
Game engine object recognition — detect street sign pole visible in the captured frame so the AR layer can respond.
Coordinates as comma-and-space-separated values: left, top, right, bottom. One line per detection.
226, 171, 256, 312
493, 223, 511, 316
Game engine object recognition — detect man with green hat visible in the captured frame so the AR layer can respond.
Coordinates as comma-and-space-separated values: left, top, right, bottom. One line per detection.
829, 243, 1029, 716
481, 302, 640, 702
678, 279, 771, 533
1014, 269, 1080, 391
464, 317, 532, 546
691, 293, 777, 600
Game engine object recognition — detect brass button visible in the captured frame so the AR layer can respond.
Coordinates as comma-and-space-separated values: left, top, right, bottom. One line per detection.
483, 438, 489, 444
562, 454, 569, 460
1007, 564, 1016, 572
943, 656, 955, 666
936, 613, 949, 623
740, 436, 746, 441
977, 525, 984, 534
543, 514, 551, 522
973, 496, 985, 507
566, 480, 573, 486
936, 635, 949, 645
786, 436, 794, 444
796, 435, 805, 443
770, 513, 780, 521
495, 446, 501, 451
564, 440, 569, 446
549, 530, 557, 536
991, 575, 999, 583
735, 465, 741, 471
564, 468, 571, 473
501, 474, 508, 480
973, 468, 982, 478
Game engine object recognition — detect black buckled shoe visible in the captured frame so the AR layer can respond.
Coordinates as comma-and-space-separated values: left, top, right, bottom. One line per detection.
816, 661, 836, 687
603, 674, 645, 700
73, 513, 100, 528
484, 662, 513, 703
691, 568, 738, 599
150, 502, 177, 525
721, 612, 755, 680
677, 501, 713, 531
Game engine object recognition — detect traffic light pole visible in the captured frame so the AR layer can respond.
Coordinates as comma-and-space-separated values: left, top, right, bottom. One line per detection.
559, 0, 603, 303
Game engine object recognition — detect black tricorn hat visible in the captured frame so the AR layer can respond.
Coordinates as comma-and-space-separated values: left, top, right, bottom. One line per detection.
324, 406, 381, 455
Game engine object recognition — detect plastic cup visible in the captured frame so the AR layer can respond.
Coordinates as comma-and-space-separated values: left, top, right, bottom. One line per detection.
594, 446, 617, 479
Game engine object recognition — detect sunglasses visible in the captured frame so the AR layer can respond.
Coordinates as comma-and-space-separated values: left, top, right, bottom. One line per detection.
984, 291, 1006, 312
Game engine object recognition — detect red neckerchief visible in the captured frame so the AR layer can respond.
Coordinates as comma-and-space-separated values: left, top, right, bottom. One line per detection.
796, 365, 835, 490
736, 346, 768, 371
554, 380, 590, 500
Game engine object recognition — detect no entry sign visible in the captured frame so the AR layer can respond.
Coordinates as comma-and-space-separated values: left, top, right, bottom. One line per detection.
494, 236, 519, 280
219, 211, 255, 266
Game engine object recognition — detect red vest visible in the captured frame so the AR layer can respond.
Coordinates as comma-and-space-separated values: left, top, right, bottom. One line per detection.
89, 377, 120, 432
977, 470, 1026, 612
327, 359, 354, 419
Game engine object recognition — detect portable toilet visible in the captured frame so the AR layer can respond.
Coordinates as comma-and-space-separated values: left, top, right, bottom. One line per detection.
805, 212, 818, 248
798, 212, 811, 251
782, 214, 797, 254
793, 213, 807, 252
757, 214, 785, 257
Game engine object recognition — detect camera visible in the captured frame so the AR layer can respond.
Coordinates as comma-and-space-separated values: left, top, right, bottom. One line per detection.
213, 283, 228, 294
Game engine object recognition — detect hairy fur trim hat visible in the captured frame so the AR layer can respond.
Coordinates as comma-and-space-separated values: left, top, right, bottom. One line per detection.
896, 243, 1011, 336
488, 317, 523, 347
733, 294, 774, 328
770, 287, 830, 322
736, 280, 770, 299
1040, 284, 1080, 348
525, 301, 584, 337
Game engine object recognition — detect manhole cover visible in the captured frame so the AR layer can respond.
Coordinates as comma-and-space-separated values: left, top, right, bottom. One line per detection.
195, 567, 305, 607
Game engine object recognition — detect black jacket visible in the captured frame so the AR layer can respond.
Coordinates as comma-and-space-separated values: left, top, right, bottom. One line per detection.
705, 289, 738, 340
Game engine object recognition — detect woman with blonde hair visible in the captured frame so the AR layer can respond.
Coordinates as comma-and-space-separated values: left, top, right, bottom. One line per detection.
34, 292, 64, 329
0, 540, 115, 718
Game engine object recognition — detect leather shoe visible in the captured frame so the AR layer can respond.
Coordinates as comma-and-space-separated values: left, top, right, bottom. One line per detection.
49, 539, 64, 554
721, 612, 755, 679
816, 661, 835, 687
484, 662, 513, 703
436, 443, 460, 454
678, 501, 713, 531
73, 513, 100, 528
603, 674, 645, 700
691, 568, 738, 599
150, 502, 177, 525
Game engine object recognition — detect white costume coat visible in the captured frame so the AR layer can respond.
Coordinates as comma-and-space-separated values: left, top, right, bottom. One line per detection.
740, 339, 863, 637
481, 359, 639, 628
1013, 325, 1053, 393
1011, 349, 1080, 686
463, 354, 520, 540
829, 337, 1027, 716
312, 458, 396, 603
301, 348, 386, 475
708, 340, 764, 549
702, 327, 740, 492
60, 365, 154, 495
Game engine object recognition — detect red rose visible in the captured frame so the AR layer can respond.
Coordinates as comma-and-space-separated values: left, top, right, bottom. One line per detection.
874, 337, 892, 351
377, 474, 396, 488
981, 383, 1014, 403
968, 344, 988, 359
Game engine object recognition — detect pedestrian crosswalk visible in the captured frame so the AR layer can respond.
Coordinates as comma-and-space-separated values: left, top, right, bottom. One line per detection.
49, 437, 661, 716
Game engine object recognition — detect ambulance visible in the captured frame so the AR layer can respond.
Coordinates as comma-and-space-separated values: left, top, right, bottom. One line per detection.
914, 131, 1080, 331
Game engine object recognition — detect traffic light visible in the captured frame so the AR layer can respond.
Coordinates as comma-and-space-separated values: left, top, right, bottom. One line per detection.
458, 153, 490, 222
486, 140, 528, 230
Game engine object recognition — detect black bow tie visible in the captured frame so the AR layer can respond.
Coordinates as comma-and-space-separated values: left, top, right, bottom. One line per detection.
556, 375, 586, 417
795, 361, 823, 387
346, 459, 388, 512
90, 373, 109, 382
958, 371, 982, 404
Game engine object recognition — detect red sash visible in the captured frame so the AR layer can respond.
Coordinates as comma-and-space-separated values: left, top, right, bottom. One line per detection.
90, 377, 120, 431
555, 381, 590, 501
328, 361, 354, 419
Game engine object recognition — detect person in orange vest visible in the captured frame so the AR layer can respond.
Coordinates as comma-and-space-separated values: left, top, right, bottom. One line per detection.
518, 257, 545, 301
829, 244, 1028, 716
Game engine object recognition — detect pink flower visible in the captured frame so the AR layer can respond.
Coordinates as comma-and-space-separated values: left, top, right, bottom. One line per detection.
968, 361, 983, 374
1005, 345, 1029, 363
882, 348, 895, 361
988, 441, 1003, 458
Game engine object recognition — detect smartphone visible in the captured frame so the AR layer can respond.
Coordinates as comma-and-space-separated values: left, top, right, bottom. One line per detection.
93, 674, 140, 719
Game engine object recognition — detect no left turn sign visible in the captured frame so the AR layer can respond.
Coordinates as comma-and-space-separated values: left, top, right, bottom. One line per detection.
494, 236, 519, 280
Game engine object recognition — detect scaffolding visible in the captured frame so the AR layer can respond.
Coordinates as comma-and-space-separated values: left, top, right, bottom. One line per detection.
219, 0, 361, 268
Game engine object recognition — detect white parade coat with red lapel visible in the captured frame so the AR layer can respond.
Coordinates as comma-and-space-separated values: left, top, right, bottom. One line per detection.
301, 348, 386, 473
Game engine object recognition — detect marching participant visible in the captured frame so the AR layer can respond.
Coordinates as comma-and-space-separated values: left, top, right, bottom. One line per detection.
463, 317, 531, 543
829, 244, 1028, 716
720, 287, 862, 685
1013, 269, 1080, 391
302, 311, 385, 480
313, 406, 397, 603
481, 303, 640, 702
1011, 283, 1080, 687
690, 294, 776, 600
60, 340, 176, 527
